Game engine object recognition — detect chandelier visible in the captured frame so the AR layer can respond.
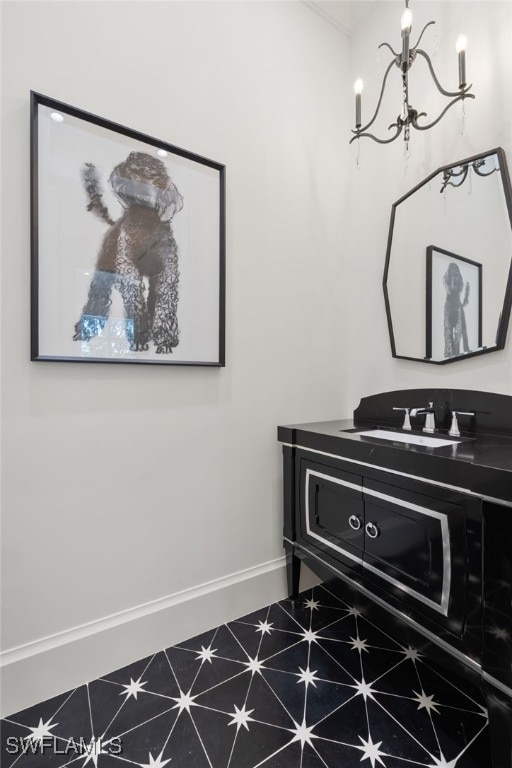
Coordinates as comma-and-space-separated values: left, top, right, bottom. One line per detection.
440, 156, 500, 194
350, 0, 475, 149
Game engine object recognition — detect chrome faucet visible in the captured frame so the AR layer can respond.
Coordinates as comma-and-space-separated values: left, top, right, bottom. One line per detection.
392, 407, 412, 430
449, 410, 475, 437
410, 402, 436, 433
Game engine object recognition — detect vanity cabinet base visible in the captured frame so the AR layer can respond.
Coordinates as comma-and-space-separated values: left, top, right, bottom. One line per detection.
287, 545, 509, 767
484, 685, 512, 768
281, 445, 510, 768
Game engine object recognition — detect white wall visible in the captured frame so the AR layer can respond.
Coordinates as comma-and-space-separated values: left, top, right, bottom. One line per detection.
346, 1, 512, 408
6, 0, 509, 719
0, 0, 350, 715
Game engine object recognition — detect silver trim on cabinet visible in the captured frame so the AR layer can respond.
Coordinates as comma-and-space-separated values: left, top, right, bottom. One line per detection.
282, 441, 512, 508
305, 468, 451, 616
363, 485, 452, 615
304, 470, 363, 566
482, 671, 512, 700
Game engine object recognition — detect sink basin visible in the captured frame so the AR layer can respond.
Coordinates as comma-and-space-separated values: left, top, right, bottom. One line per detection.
355, 429, 461, 447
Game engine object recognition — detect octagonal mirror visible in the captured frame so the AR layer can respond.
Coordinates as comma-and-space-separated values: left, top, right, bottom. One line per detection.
384, 148, 512, 364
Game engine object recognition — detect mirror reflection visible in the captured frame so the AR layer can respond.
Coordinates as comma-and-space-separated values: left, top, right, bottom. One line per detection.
384, 149, 512, 364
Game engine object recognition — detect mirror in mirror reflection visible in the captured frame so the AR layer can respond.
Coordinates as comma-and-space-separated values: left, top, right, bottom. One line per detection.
385, 149, 512, 364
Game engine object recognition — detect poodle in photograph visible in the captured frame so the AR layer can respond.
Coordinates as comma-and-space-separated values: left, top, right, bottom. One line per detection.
443, 261, 470, 358
73, 151, 183, 353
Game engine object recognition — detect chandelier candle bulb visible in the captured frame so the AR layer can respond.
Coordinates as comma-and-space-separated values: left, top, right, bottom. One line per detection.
456, 34, 467, 89
401, 7, 413, 33
354, 79, 364, 128
401, 7, 412, 67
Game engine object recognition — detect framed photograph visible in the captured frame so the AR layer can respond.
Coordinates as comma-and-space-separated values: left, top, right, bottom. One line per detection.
426, 245, 482, 360
31, 91, 225, 366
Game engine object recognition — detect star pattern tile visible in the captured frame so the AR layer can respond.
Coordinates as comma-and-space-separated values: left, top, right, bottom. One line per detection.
228, 704, 254, 732
428, 755, 459, 768
82, 736, 108, 767
355, 734, 387, 767
255, 620, 274, 636
139, 749, 172, 768
352, 678, 377, 701
195, 644, 218, 664
350, 635, 370, 654
301, 628, 320, 644
295, 666, 320, 688
288, 718, 318, 748
243, 656, 266, 676
120, 676, 147, 700
402, 645, 424, 663
171, 688, 197, 714
413, 689, 441, 715
1, 586, 490, 768
23, 716, 59, 744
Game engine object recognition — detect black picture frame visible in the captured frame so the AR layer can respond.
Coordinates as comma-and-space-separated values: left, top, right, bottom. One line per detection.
31, 91, 226, 366
426, 246, 482, 361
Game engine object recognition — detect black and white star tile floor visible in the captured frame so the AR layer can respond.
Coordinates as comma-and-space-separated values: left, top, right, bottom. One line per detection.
1, 585, 490, 768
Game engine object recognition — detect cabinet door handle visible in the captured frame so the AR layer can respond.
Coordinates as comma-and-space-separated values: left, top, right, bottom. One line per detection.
365, 522, 380, 539
349, 515, 362, 531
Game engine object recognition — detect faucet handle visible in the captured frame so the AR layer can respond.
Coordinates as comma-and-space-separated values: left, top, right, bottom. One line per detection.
449, 410, 475, 437
410, 403, 436, 433
393, 407, 412, 431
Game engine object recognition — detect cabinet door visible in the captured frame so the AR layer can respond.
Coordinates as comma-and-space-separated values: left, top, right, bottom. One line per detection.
362, 478, 465, 619
300, 460, 364, 564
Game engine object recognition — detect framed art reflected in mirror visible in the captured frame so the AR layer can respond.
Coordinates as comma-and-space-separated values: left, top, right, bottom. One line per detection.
426, 246, 482, 361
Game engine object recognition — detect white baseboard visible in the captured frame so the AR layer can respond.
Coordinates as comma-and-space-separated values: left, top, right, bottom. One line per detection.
0, 557, 290, 718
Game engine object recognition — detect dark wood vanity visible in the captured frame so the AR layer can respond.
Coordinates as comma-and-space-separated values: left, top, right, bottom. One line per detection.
279, 389, 512, 768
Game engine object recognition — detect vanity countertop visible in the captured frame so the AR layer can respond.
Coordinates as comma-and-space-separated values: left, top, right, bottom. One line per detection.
278, 418, 512, 504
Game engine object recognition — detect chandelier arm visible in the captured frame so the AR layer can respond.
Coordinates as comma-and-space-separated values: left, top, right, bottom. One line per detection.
411, 93, 475, 132
473, 162, 498, 178
378, 41, 400, 58
352, 58, 397, 135
415, 48, 472, 98
411, 21, 436, 53
440, 166, 469, 193
350, 122, 403, 145
440, 181, 460, 193
449, 170, 468, 188
446, 167, 468, 179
